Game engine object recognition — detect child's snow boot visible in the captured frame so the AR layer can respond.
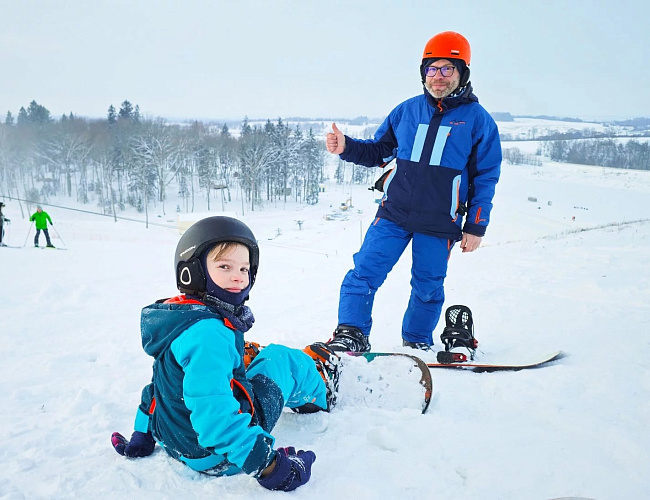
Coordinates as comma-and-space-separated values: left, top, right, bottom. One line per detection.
243, 341, 261, 369
302, 342, 341, 411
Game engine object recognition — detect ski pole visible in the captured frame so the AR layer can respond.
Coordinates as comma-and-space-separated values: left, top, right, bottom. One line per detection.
22, 222, 33, 247
51, 224, 67, 248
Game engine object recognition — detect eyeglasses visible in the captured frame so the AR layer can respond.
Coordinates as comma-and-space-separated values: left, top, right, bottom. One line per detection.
424, 65, 455, 77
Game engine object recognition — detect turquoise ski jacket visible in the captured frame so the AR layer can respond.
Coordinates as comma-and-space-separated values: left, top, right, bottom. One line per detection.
133, 296, 275, 476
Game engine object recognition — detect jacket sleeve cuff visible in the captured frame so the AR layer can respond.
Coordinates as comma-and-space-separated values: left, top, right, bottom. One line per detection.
133, 407, 151, 433
241, 432, 276, 476
462, 222, 487, 237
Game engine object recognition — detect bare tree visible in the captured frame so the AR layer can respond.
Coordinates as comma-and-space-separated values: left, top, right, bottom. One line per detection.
131, 119, 185, 215
38, 118, 92, 199
238, 126, 274, 212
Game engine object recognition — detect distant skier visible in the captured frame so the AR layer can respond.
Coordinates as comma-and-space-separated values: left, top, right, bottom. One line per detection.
322, 31, 502, 352
111, 216, 339, 492
29, 206, 54, 248
0, 202, 10, 246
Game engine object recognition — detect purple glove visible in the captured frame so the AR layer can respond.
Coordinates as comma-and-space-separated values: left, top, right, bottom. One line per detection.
257, 447, 316, 492
111, 431, 155, 458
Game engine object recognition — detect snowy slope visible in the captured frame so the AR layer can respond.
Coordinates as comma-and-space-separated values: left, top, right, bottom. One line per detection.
1, 160, 649, 500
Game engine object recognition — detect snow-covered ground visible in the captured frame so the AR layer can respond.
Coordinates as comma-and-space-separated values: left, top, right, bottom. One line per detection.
2, 158, 650, 500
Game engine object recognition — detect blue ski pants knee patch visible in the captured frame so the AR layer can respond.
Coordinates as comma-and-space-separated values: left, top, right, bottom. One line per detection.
246, 344, 328, 411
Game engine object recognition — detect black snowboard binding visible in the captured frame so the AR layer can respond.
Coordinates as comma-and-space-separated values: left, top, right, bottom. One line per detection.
437, 305, 478, 364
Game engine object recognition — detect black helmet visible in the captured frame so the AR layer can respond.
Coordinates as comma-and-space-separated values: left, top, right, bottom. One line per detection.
174, 216, 259, 296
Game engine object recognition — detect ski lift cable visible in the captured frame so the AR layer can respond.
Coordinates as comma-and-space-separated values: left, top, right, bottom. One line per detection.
0, 195, 177, 229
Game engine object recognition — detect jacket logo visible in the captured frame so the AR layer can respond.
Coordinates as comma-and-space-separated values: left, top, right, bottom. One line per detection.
449, 120, 466, 125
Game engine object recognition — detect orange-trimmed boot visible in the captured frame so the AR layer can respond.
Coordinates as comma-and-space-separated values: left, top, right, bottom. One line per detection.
303, 342, 341, 411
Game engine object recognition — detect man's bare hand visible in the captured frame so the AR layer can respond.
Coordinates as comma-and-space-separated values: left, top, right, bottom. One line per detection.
326, 122, 346, 155
460, 233, 482, 253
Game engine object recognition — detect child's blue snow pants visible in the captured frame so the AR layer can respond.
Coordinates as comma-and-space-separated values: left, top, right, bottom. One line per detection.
247, 344, 328, 422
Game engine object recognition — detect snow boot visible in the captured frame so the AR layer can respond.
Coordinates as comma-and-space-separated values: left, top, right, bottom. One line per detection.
242, 341, 261, 369
302, 342, 341, 412
402, 340, 433, 352
325, 325, 371, 353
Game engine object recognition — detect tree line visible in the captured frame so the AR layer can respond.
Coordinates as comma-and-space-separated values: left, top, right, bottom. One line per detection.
0, 100, 333, 220
542, 138, 650, 171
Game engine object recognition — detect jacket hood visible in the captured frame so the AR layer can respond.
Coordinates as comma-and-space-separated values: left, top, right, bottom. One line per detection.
140, 302, 219, 359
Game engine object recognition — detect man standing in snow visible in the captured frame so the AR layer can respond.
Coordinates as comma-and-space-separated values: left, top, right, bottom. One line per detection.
323, 31, 501, 352
0, 202, 10, 246
30, 205, 55, 248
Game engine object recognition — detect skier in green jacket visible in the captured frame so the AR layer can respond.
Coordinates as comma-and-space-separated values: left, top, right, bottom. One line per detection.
30, 206, 54, 248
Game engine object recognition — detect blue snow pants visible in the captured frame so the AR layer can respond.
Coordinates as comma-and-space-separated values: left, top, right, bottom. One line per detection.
34, 228, 52, 246
338, 218, 454, 345
247, 344, 328, 416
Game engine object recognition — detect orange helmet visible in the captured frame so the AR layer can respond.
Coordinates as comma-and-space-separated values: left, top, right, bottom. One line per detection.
421, 31, 471, 87
422, 31, 471, 66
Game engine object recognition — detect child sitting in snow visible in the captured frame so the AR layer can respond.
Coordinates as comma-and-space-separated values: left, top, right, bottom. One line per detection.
111, 216, 339, 492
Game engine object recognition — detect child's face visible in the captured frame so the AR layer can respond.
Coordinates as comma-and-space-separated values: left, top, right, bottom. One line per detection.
205, 243, 250, 293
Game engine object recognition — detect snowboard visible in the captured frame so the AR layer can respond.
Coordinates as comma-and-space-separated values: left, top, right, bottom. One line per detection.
426, 351, 564, 373
341, 352, 433, 414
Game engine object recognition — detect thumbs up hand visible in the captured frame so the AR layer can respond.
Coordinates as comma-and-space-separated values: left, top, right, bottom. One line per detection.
326, 122, 346, 155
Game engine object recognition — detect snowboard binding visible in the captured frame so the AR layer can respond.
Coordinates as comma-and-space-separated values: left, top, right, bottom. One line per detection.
437, 305, 478, 364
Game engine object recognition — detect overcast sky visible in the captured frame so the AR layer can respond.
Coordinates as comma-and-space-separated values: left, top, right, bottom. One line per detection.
1, 0, 648, 123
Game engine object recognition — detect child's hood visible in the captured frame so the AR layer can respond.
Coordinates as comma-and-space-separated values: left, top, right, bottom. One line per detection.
140, 302, 218, 358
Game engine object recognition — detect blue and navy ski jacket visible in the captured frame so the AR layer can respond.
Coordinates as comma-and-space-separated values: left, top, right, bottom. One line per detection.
132, 296, 275, 476
341, 85, 501, 240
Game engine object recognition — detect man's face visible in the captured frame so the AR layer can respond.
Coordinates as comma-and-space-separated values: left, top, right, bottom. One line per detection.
424, 59, 461, 99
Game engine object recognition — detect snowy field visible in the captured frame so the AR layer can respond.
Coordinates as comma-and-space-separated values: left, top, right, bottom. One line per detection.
496, 117, 616, 139
2, 158, 650, 500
